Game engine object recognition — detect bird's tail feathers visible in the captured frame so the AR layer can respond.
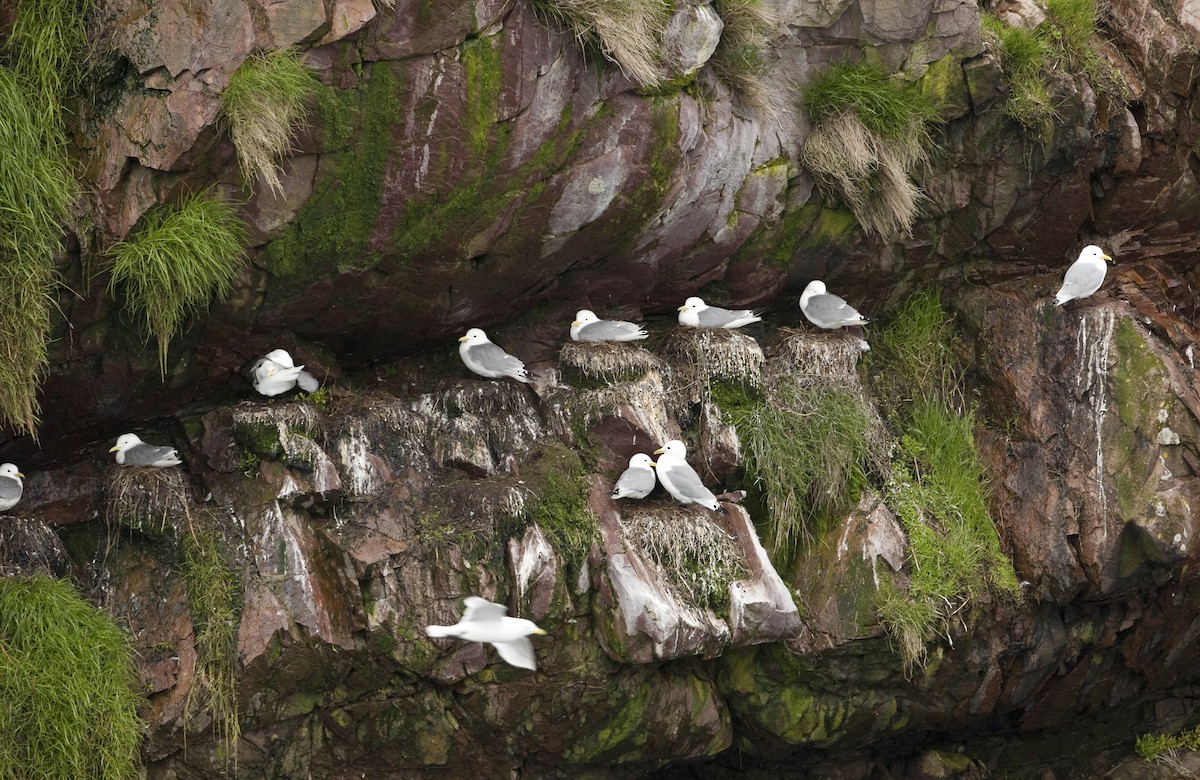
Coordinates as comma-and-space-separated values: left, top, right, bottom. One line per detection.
425, 624, 461, 638
296, 370, 320, 393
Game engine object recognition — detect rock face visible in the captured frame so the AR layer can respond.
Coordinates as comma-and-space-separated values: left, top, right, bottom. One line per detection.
4, 0, 1200, 775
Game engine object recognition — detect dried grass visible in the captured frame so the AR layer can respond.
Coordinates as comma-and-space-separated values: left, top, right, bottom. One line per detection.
621, 508, 749, 609
532, 0, 673, 87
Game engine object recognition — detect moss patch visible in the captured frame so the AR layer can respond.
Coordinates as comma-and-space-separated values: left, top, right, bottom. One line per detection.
517, 445, 597, 578
0, 576, 143, 779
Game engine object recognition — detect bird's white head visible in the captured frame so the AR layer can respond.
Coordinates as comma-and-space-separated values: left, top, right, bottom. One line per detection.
109, 433, 143, 453
0, 463, 23, 481
678, 297, 705, 313
459, 328, 488, 344
804, 280, 827, 296
653, 440, 686, 458
263, 348, 295, 367
573, 310, 599, 327
630, 452, 656, 469
1080, 245, 1114, 265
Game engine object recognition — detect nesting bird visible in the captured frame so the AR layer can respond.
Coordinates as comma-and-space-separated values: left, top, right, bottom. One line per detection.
652, 440, 721, 512
251, 348, 320, 397
800, 280, 869, 330
0, 463, 24, 512
458, 328, 531, 383
109, 434, 182, 467
1054, 245, 1114, 306
611, 453, 657, 500
677, 297, 762, 329
425, 596, 547, 671
570, 310, 648, 342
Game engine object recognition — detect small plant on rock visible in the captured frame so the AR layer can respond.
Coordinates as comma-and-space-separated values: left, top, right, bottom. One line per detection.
107, 190, 247, 377
221, 48, 318, 195
531, 0, 673, 87
799, 62, 938, 239
710, 0, 778, 114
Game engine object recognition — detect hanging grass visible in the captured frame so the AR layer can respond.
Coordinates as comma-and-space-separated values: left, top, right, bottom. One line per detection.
710, 0, 778, 115
800, 62, 938, 238
182, 525, 240, 768
0, 67, 75, 434
531, 0, 673, 87
0, 576, 143, 780
107, 190, 247, 377
7, 0, 93, 126
982, 16, 1056, 131
221, 48, 318, 196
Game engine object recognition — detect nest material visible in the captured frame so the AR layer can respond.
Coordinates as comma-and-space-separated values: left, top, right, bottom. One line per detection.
662, 329, 765, 412
620, 507, 750, 609
769, 329, 865, 383
559, 341, 664, 385
105, 467, 195, 539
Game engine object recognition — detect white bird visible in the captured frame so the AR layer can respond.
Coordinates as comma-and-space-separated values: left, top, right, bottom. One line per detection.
109, 434, 182, 467
251, 348, 319, 397
425, 596, 547, 670
570, 310, 648, 342
0, 463, 24, 512
1054, 245, 1113, 305
458, 328, 531, 383
677, 297, 761, 329
611, 453, 657, 500
652, 440, 721, 511
800, 280, 868, 329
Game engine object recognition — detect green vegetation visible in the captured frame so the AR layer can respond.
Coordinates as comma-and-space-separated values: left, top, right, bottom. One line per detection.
221, 48, 319, 195
799, 62, 938, 238
182, 526, 241, 768
985, 0, 1125, 131
107, 190, 247, 377
710, 0, 777, 114
733, 383, 873, 563
0, 576, 143, 779
1136, 723, 1200, 761
522, 447, 598, 578
531, 0, 672, 87
8, 0, 93, 127
868, 291, 1022, 672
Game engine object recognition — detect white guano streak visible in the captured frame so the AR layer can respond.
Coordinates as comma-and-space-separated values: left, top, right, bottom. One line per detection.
1075, 309, 1115, 538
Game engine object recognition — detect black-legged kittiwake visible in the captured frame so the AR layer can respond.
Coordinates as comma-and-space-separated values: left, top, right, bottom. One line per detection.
652, 440, 721, 511
458, 328, 531, 383
570, 310, 648, 342
110, 434, 182, 467
0, 463, 24, 512
251, 348, 320, 397
677, 297, 761, 329
425, 596, 547, 671
611, 453, 657, 500
1054, 245, 1113, 306
800, 281, 868, 329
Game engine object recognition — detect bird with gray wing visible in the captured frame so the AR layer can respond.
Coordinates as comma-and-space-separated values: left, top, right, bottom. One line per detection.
425, 596, 547, 671
652, 440, 721, 511
570, 310, 648, 342
800, 280, 869, 329
611, 453, 657, 500
1054, 245, 1113, 305
677, 296, 761, 329
458, 328, 531, 383
110, 434, 182, 467
251, 348, 320, 397
0, 463, 24, 512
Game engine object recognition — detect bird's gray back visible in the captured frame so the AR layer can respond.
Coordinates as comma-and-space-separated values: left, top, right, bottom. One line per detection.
697, 307, 748, 328
1062, 260, 1105, 292
469, 342, 523, 372
661, 460, 714, 500
804, 293, 860, 325
615, 467, 656, 496
579, 320, 641, 341
0, 477, 21, 502
126, 444, 178, 466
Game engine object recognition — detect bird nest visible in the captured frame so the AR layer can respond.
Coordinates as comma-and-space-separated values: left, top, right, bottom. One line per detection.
105, 467, 195, 540
619, 508, 749, 611
662, 329, 765, 413
559, 341, 664, 386
768, 329, 864, 383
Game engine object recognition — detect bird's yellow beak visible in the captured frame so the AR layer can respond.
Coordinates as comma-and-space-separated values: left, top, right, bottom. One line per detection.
108, 444, 120, 452
14, 472, 23, 478
647, 460, 657, 468
571, 320, 581, 327
1103, 253, 1114, 263
677, 304, 686, 311
653, 447, 665, 455
458, 335, 469, 342
533, 628, 548, 636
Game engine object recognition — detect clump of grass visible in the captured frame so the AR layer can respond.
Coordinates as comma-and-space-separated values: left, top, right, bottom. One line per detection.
800, 62, 938, 238
867, 288, 957, 413
0, 575, 143, 780
0, 67, 75, 434
621, 509, 749, 610
531, 0, 673, 87
1137, 723, 1200, 761
710, 0, 778, 115
182, 525, 240, 769
521, 447, 598, 578
733, 381, 874, 563
7, 0, 93, 127
221, 48, 318, 196
107, 190, 247, 377
982, 16, 1056, 131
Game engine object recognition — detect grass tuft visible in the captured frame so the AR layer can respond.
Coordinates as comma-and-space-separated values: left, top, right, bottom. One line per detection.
1137, 723, 1200, 761
867, 288, 958, 413
8, 0, 93, 127
710, 0, 778, 115
0, 67, 75, 434
800, 63, 937, 238
982, 16, 1056, 130
182, 524, 241, 769
0, 576, 143, 780
733, 381, 875, 563
107, 190, 247, 377
221, 48, 319, 196
531, 0, 673, 87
